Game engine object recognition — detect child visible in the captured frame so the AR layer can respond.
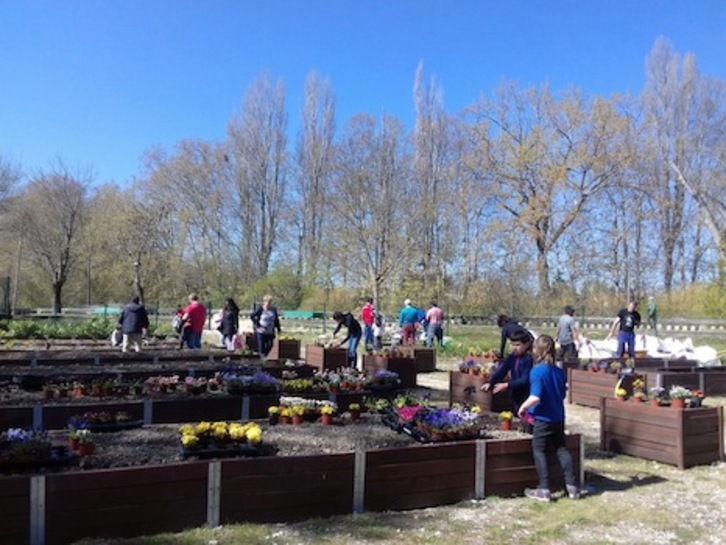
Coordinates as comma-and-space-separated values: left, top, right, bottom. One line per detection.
481, 328, 534, 432
518, 334, 579, 502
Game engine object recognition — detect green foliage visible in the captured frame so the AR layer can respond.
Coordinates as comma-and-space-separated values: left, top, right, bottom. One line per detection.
240, 267, 307, 310
1, 317, 118, 340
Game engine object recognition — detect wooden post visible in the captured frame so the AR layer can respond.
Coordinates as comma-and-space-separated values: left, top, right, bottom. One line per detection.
30, 475, 45, 545
475, 440, 487, 499
207, 461, 221, 527
353, 446, 366, 514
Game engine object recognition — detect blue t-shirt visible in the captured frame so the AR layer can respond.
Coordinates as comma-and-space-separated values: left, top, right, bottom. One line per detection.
399, 306, 419, 326
528, 362, 567, 423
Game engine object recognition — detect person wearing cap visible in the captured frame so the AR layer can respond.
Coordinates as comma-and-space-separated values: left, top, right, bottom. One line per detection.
647, 296, 658, 336
556, 305, 580, 363
425, 301, 445, 348
398, 299, 419, 346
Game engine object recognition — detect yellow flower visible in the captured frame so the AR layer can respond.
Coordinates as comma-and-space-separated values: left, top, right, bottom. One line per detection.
320, 406, 335, 415
615, 388, 628, 397
291, 406, 305, 416
228, 423, 246, 440
268, 406, 279, 415
280, 407, 292, 417
348, 403, 360, 411
499, 411, 514, 421
178, 424, 195, 435
470, 406, 482, 414
195, 421, 211, 434
181, 434, 199, 448
245, 425, 263, 444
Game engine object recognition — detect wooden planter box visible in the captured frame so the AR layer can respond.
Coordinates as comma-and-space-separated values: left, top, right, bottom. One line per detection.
305, 345, 349, 371
600, 397, 724, 469
567, 368, 639, 408
448, 371, 512, 413
640, 368, 726, 396
267, 338, 301, 361
397, 346, 437, 373
2, 435, 581, 544
363, 355, 417, 389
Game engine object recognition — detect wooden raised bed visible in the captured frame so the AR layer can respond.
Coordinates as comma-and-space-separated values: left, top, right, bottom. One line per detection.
3, 435, 581, 544
267, 338, 301, 361
397, 347, 437, 373
567, 368, 639, 408
0, 475, 30, 545
363, 355, 417, 389
640, 368, 726, 396
600, 397, 724, 469
448, 371, 512, 413
305, 345, 348, 371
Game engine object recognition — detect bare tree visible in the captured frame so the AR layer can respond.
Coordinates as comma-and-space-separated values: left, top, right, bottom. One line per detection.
294, 71, 336, 283
328, 114, 413, 304
474, 82, 628, 294
12, 161, 90, 313
227, 72, 289, 278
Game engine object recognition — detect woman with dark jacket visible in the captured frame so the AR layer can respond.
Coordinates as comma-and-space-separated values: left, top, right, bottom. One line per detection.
220, 298, 240, 351
250, 294, 281, 357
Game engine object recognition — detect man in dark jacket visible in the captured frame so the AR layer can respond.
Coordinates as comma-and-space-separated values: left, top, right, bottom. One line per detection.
497, 314, 531, 358
118, 296, 150, 353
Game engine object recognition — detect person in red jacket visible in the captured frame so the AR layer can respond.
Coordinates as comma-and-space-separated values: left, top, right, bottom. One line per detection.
361, 297, 375, 349
181, 293, 207, 349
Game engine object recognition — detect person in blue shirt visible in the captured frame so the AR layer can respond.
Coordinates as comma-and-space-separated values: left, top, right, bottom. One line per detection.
398, 299, 419, 346
518, 334, 579, 503
481, 328, 534, 431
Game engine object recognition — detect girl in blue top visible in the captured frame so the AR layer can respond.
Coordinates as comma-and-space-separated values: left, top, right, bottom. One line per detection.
518, 334, 579, 503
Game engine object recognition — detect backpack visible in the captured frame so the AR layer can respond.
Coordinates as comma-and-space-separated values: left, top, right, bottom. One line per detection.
171, 315, 183, 333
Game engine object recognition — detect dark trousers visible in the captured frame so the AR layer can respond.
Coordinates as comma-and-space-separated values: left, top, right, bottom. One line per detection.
558, 342, 578, 362
256, 332, 274, 357
532, 420, 577, 490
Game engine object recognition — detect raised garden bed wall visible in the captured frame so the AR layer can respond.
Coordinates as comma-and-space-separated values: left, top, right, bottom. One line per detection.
0, 475, 30, 545
362, 355, 417, 389
2, 392, 376, 430
600, 397, 724, 469
567, 369, 639, 408
4, 435, 581, 545
449, 372, 512, 413
305, 345, 349, 371
266, 339, 301, 361
640, 368, 726, 396
396, 347, 437, 373
0, 349, 246, 368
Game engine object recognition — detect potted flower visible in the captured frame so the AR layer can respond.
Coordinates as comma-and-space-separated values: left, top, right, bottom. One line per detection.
689, 389, 706, 408
268, 406, 280, 425
499, 411, 514, 431
631, 378, 646, 403
76, 430, 95, 456
632, 390, 647, 403
72, 381, 85, 398
609, 361, 623, 375
320, 405, 335, 425
669, 385, 692, 409
291, 406, 305, 425
278, 407, 292, 425
42, 383, 56, 400
615, 387, 628, 401
649, 386, 666, 406
348, 403, 361, 422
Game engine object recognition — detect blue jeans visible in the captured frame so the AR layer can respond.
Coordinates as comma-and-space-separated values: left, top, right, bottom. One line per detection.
617, 331, 635, 358
426, 323, 443, 347
347, 334, 361, 368
532, 420, 576, 490
363, 324, 374, 347
256, 332, 274, 357
186, 331, 202, 349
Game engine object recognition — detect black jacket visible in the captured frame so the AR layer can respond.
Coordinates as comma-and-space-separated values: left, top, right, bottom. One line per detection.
119, 302, 150, 334
334, 313, 362, 344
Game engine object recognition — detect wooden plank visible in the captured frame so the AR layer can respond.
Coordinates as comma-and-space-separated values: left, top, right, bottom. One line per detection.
448, 372, 512, 412
0, 476, 30, 545
42, 401, 144, 429
363, 355, 417, 388
0, 406, 33, 429
366, 442, 475, 465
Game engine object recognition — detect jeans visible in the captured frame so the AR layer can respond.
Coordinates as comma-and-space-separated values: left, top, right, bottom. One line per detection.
558, 342, 578, 362
256, 332, 274, 357
531, 420, 577, 490
616, 331, 635, 358
426, 323, 443, 348
347, 334, 361, 369
186, 331, 202, 349
363, 324, 374, 347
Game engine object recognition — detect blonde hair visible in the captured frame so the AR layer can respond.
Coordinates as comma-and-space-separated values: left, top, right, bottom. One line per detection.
533, 335, 556, 365
263, 294, 272, 303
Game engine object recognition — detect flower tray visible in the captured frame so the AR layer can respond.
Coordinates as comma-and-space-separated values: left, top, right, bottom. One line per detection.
0, 445, 76, 471
86, 420, 144, 433
180, 441, 278, 460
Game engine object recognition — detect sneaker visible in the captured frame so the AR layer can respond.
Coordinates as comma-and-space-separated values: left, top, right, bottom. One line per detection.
566, 484, 580, 500
524, 488, 552, 503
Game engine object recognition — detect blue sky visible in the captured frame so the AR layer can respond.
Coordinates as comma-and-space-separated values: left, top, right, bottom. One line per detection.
2, 1, 725, 185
